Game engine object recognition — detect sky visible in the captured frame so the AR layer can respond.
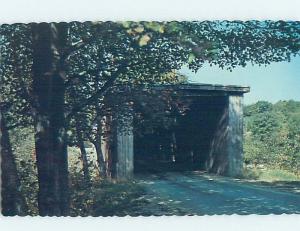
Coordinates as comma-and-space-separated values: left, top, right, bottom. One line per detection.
180, 56, 300, 105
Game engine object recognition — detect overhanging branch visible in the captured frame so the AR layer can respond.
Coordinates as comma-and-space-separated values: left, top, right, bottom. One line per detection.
66, 62, 128, 120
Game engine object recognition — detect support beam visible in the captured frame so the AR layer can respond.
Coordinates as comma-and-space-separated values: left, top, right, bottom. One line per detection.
112, 103, 134, 180
227, 95, 244, 177
206, 95, 244, 177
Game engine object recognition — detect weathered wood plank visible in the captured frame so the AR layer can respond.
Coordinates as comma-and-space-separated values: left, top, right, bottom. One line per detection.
227, 95, 244, 176
206, 99, 229, 174
114, 103, 134, 179
206, 95, 244, 177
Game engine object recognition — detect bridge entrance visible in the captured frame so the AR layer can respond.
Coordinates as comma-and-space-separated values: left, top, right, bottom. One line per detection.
106, 84, 249, 179
134, 96, 228, 174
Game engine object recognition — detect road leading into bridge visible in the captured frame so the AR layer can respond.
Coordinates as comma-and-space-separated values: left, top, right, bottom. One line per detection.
136, 172, 300, 215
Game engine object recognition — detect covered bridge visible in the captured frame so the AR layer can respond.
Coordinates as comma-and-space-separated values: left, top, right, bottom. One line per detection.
101, 83, 250, 179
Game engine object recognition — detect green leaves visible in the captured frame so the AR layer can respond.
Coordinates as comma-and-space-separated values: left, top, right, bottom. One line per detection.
164, 21, 184, 34
187, 53, 196, 64
205, 47, 220, 59
2, 20, 300, 137
138, 34, 151, 46
121, 21, 131, 29
144, 22, 165, 33
244, 100, 300, 174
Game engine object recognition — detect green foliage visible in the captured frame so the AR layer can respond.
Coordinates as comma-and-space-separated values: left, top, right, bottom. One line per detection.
248, 111, 280, 141
243, 168, 300, 182
0, 24, 33, 128
244, 101, 273, 116
9, 127, 38, 215
1, 20, 300, 147
244, 100, 300, 174
259, 169, 300, 182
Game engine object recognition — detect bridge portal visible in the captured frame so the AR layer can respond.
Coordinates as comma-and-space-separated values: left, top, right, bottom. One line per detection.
102, 84, 249, 179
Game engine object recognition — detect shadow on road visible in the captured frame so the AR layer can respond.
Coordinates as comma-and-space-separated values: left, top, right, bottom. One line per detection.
136, 171, 300, 215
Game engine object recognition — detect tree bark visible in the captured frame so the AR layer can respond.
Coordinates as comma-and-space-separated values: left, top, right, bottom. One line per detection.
31, 22, 69, 216
93, 119, 107, 178
1, 108, 28, 216
76, 126, 91, 183
94, 141, 107, 178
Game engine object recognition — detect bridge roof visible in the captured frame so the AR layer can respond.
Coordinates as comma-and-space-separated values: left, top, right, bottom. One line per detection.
152, 83, 250, 94
113, 83, 250, 97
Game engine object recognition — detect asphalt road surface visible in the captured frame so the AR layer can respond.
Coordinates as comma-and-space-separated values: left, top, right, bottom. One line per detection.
136, 172, 300, 215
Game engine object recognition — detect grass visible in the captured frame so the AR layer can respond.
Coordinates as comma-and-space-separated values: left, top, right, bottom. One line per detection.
259, 169, 300, 182
91, 180, 148, 216
242, 167, 300, 195
243, 167, 300, 182
69, 178, 189, 216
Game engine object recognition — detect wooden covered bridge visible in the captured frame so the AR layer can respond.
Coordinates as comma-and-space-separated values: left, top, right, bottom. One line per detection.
100, 83, 250, 179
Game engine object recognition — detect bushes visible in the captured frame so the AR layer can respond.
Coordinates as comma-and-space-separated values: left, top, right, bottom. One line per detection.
244, 100, 300, 175
8, 126, 174, 216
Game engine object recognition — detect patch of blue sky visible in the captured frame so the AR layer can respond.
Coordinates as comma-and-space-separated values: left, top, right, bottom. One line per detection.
180, 55, 300, 105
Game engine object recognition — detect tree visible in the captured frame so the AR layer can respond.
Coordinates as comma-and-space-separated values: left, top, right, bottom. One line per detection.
1, 21, 300, 216
0, 24, 32, 215
244, 100, 300, 173
0, 105, 28, 215
244, 101, 273, 116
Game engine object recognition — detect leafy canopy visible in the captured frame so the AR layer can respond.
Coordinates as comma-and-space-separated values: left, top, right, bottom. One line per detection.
1, 21, 300, 127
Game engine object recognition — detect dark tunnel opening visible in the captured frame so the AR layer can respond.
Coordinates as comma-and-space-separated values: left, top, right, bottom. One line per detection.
133, 95, 228, 174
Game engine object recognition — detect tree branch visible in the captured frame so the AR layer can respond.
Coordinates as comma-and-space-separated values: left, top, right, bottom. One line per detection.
66, 62, 128, 120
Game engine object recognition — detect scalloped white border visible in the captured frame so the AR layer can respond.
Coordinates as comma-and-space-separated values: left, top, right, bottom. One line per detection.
0, 0, 300, 23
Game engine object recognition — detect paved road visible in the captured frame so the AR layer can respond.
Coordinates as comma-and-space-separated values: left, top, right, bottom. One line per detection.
136, 172, 300, 215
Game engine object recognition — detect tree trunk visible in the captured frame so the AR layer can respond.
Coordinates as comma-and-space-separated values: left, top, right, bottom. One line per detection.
94, 141, 107, 178
76, 126, 91, 183
31, 22, 69, 216
93, 119, 107, 178
0, 108, 28, 216
104, 116, 114, 179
